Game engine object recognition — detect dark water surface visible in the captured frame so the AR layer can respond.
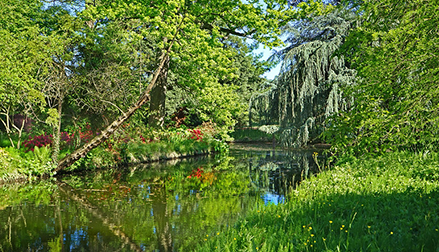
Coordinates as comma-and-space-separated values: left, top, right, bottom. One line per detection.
0, 144, 326, 251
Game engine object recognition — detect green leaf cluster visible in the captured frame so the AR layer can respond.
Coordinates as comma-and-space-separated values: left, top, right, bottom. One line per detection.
326, 0, 439, 154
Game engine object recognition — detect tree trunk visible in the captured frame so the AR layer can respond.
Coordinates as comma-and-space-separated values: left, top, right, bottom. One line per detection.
55, 52, 171, 172
54, 15, 185, 172
0, 107, 15, 148
52, 98, 63, 164
148, 57, 169, 128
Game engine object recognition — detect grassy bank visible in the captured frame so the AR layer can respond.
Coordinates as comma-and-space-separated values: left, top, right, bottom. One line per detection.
195, 151, 439, 251
0, 125, 228, 183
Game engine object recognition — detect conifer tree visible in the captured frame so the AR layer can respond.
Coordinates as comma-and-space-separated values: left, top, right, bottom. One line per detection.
251, 7, 357, 147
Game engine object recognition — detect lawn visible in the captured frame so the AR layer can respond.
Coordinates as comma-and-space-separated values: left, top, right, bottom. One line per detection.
195, 151, 439, 251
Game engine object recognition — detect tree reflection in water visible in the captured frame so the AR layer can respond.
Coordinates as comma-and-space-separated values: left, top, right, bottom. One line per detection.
0, 145, 326, 251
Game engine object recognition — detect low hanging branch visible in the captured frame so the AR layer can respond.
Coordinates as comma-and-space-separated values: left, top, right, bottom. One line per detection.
55, 19, 183, 172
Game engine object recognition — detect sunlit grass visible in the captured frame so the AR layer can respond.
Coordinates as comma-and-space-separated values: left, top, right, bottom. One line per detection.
195, 151, 439, 251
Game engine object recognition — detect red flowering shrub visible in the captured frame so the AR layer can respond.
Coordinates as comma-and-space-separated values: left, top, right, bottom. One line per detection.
23, 133, 52, 152
79, 123, 94, 143
139, 135, 146, 143
189, 129, 203, 141
23, 132, 74, 152
60, 131, 74, 145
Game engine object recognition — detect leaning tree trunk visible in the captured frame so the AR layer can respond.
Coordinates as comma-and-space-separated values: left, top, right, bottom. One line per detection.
55, 52, 172, 172
148, 55, 169, 128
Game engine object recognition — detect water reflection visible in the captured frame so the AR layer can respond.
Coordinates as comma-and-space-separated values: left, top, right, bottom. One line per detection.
231, 143, 326, 204
0, 145, 326, 251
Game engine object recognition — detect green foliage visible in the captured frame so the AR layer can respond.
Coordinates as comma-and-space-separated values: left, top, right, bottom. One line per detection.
251, 6, 357, 148
32, 146, 51, 164
195, 151, 439, 251
124, 126, 227, 163
220, 36, 274, 127
325, 0, 439, 154
21, 146, 55, 176
0, 0, 51, 149
45, 108, 59, 128
59, 125, 228, 172
230, 128, 275, 142
80, 0, 290, 131
0, 0, 48, 106
0, 146, 55, 181
198, 83, 245, 140
63, 146, 115, 172
0, 148, 23, 181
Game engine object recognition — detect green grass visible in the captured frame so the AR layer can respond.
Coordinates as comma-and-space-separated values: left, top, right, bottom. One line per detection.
195, 151, 439, 251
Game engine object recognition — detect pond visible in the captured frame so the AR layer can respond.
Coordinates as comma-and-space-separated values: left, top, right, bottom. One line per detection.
0, 144, 326, 251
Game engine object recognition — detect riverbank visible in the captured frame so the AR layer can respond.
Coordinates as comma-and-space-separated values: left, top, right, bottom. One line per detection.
0, 126, 228, 184
195, 151, 439, 251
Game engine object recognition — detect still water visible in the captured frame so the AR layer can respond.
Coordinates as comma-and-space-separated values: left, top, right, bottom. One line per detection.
0, 144, 325, 251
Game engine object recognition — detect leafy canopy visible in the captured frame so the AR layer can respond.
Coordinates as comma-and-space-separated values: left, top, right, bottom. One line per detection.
325, 0, 439, 154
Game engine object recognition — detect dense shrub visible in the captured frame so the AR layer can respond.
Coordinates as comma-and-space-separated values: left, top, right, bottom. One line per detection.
23, 132, 77, 152
23, 134, 52, 152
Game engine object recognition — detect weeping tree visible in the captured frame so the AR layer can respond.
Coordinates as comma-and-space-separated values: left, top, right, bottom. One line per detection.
251, 7, 357, 148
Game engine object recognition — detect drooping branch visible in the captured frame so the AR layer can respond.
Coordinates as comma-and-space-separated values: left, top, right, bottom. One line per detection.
250, 10, 357, 148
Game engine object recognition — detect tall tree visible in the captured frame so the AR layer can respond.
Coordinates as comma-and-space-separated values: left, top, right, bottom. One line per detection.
55, 0, 289, 171
0, 0, 59, 149
165, 36, 271, 132
325, 0, 439, 154
251, 2, 357, 147
40, 4, 82, 164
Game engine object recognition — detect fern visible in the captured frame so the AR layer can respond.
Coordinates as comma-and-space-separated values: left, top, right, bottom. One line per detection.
33, 146, 52, 164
